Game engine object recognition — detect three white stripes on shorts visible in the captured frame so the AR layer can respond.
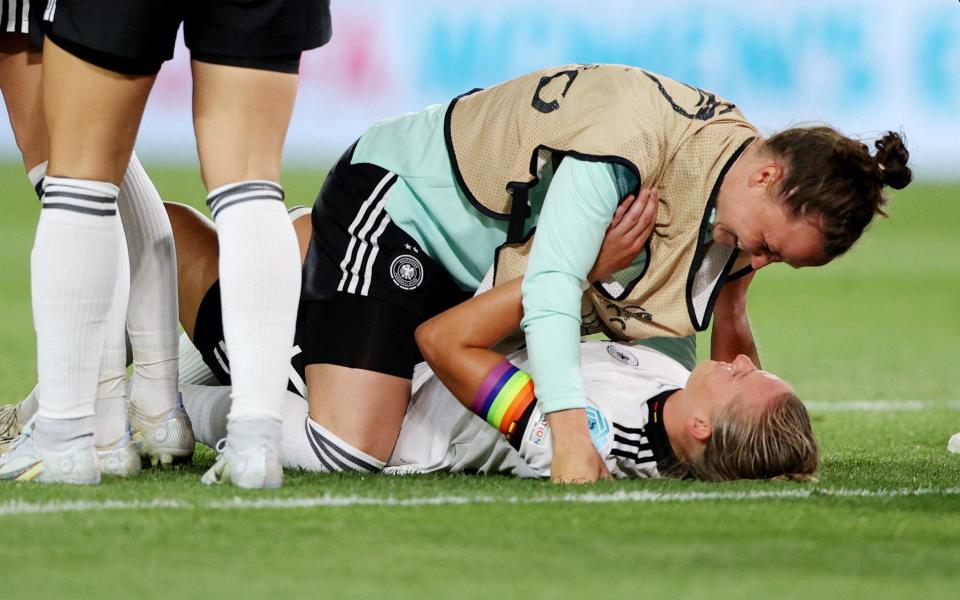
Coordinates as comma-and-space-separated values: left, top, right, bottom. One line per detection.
337, 172, 397, 296
1, 0, 30, 32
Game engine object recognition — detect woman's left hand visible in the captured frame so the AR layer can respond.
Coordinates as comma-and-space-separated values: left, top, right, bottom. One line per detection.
588, 187, 658, 282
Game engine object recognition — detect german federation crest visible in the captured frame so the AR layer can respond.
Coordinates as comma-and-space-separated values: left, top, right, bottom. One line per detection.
390, 254, 423, 290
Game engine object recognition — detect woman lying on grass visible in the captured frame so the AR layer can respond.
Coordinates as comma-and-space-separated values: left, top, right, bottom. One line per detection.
2, 193, 818, 481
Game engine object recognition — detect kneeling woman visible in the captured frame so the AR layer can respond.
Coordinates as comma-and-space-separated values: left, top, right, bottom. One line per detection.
296, 64, 907, 482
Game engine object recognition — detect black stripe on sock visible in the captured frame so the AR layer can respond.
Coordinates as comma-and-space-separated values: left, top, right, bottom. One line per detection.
206, 182, 283, 211
43, 191, 116, 204
210, 194, 285, 218
41, 203, 117, 216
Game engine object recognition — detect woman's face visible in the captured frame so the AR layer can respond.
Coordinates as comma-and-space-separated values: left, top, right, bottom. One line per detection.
684, 354, 792, 420
713, 162, 830, 270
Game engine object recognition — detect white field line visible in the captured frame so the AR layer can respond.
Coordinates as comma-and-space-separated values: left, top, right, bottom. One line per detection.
1, 487, 958, 517
803, 400, 960, 412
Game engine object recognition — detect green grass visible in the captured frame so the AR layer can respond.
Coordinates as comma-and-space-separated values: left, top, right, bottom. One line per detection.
1, 164, 958, 599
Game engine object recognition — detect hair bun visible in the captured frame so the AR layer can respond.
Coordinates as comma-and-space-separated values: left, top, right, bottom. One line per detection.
873, 131, 912, 190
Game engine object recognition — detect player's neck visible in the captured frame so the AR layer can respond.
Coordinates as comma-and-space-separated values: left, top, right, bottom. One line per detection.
717, 138, 762, 210
661, 389, 691, 463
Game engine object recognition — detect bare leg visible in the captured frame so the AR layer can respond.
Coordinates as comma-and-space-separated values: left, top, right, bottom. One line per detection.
305, 365, 411, 463
44, 39, 155, 183
0, 35, 47, 171
164, 202, 220, 341
191, 61, 296, 188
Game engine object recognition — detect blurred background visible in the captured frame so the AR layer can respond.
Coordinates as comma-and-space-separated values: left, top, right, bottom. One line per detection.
1, 0, 956, 176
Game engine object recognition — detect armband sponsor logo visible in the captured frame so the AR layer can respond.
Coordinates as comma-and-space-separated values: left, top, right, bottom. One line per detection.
526, 406, 608, 450
606, 343, 640, 367
390, 254, 424, 290
528, 416, 550, 448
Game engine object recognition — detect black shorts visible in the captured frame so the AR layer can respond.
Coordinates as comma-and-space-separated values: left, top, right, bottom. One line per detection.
39, 0, 332, 76
193, 280, 308, 397
298, 144, 472, 379
0, 0, 43, 47
0, 0, 29, 35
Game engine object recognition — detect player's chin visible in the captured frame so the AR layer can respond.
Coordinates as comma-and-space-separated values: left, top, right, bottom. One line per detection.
689, 360, 719, 379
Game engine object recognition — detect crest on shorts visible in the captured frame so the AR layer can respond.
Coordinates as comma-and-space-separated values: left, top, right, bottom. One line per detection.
606, 344, 639, 367
390, 254, 423, 290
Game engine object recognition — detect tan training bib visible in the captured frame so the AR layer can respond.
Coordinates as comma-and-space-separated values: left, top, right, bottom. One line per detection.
446, 64, 756, 339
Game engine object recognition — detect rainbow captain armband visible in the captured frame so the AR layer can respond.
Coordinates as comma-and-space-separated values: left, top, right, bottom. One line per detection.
472, 360, 536, 436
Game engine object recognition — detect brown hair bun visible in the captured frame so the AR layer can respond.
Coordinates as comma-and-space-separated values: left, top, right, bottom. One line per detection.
872, 131, 912, 190
764, 125, 913, 258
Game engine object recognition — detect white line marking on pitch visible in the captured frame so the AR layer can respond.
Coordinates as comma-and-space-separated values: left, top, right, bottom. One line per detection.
1, 487, 958, 516
804, 400, 960, 412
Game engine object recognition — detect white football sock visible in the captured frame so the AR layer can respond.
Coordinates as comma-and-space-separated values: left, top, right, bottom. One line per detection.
94, 224, 131, 447
32, 176, 121, 444
117, 153, 179, 418
26, 161, 48, 199
178, 332, 219, 386
179, 384, 232, 448
207, 180, 299, 427
16, 385, 39, 424
20, 234, 131, 445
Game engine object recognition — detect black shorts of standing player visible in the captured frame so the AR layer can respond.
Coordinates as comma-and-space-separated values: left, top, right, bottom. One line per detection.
35, 0, 332, 75
1, 0, 30, 36
0, 0, 45, 47
298, 144, 473, 379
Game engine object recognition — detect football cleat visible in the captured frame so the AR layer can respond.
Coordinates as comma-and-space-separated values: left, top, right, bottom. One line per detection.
201, 438, 283, 489
0, 418, 100, 485
97, 435, 142, 477
0, 404, 23, 455
129, 393, 196, 468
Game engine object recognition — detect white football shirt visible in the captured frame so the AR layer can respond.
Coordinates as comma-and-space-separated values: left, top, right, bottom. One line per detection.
385, 341, 690, 478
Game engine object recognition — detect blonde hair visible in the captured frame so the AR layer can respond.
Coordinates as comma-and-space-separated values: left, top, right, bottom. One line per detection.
685, 392, 820, 482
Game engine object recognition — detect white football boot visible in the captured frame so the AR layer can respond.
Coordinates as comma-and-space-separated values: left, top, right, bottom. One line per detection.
201, 433, 282, 489
0, 417, 100, 484
96, 434, 142, 477
129, 392, 196, 467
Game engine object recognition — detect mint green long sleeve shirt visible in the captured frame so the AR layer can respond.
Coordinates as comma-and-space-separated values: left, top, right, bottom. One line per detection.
352, 103, 638, 414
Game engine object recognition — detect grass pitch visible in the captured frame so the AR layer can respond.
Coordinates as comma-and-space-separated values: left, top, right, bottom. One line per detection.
0, 163, 957, 599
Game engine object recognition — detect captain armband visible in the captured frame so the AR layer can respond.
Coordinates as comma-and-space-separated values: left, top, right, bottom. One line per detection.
472, 360, 537, 439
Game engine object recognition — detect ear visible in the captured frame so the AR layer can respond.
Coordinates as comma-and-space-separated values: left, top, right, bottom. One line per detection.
752, 161, 785, 189
686, 415, 712, 443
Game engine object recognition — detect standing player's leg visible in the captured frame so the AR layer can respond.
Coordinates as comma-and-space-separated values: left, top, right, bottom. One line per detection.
0, 32, 47, 177
10, 36, 156, 484
191, 61, 300, 489
118, 155, 194, 466
92, 221, 142, 477
183, 0, 331, 488
2, 200, 216, 457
